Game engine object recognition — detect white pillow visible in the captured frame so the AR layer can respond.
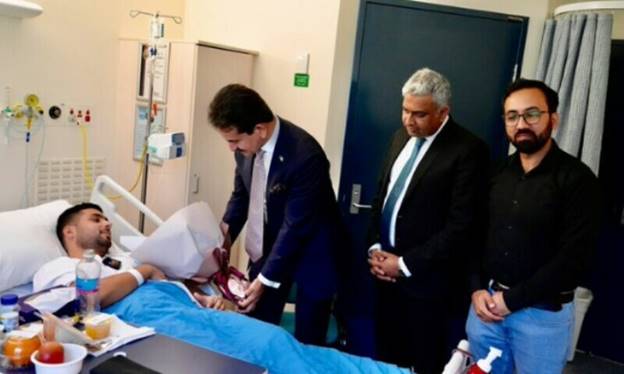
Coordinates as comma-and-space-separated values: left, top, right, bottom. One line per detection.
0, 200, 70, 292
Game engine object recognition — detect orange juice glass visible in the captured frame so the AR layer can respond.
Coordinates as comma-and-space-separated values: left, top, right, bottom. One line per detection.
3, 331, 41, 367
84, 313, 112, 340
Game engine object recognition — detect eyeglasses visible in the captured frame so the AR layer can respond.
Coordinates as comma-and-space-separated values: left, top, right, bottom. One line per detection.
503, 108, 549, 126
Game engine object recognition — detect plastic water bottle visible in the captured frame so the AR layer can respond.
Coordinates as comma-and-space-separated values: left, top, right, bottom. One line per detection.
1, 294, 19, 315
0, 294, 20, 332
76, 249, 101, 317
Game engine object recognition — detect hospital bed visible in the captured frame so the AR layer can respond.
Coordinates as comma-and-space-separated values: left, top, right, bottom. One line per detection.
0, 175, 410, 374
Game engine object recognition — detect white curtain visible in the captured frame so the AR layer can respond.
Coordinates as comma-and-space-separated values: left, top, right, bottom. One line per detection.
535, 13, 613, 175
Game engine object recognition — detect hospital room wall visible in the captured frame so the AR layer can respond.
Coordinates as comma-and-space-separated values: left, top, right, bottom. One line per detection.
183, 0, 343, 148
0, 1, 124, 211
0, 0, 185, 212
182, 0, 551, 188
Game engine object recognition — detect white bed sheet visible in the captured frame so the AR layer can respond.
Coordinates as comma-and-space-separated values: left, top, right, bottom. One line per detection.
3, 282, 33, 298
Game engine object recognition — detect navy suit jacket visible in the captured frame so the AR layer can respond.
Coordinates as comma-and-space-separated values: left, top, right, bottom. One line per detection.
223, 118, 339, 299
369, 118, 489, 300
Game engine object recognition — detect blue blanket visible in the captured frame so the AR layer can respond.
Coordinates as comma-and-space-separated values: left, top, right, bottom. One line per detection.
105, 282, 409, 374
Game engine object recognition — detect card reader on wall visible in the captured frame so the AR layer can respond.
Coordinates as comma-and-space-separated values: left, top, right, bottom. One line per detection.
147, 132, 186, 160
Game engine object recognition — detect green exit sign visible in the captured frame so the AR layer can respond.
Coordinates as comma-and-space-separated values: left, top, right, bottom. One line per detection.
294, 73, 310, 87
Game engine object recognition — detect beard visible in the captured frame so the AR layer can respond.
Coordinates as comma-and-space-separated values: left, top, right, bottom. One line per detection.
509, 121, 553, 154
77, 232, 111, 256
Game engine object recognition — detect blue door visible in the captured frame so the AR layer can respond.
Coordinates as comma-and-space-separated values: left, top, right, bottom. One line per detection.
336, 0, 527, 357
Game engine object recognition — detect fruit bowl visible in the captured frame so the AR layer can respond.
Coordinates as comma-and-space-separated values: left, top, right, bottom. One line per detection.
31, 343, 87, 374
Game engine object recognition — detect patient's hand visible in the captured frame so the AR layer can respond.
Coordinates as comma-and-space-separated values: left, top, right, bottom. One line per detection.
149, 266, 166, 280
190, 276, 210, 283
137, 264, 167, 281
193, 293, 226, 311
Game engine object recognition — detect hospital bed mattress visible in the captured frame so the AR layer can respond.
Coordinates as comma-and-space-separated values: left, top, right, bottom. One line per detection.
2, 282, 33, 298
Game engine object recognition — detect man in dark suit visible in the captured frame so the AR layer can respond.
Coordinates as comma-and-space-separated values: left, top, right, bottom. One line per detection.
368, 68, 488, 373
208, 84, 339, 345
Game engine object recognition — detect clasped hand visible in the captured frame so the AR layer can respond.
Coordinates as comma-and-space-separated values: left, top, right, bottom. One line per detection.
471, 290, 511, 322
368, 250, 400, 282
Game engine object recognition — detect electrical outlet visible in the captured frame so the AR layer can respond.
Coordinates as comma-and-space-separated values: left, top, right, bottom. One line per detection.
69, 105, 92, 126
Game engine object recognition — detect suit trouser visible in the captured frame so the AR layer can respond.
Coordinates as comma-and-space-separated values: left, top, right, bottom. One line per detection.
375, 282, 447, 374
248, 260, 332, 346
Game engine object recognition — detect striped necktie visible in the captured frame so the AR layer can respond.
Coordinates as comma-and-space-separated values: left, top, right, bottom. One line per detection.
246, 150, 266, 262
380, 138, 425, 249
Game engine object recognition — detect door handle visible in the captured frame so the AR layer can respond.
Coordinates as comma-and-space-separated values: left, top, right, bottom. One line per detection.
191, 173, 200, 194
350, 184, 372, 214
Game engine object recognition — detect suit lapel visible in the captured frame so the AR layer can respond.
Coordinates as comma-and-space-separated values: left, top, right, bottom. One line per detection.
381, 130, 410, 193
403, 120, 455, 200
266, 118, 289, 195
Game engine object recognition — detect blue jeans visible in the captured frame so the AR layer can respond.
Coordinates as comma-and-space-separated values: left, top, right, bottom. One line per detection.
466, 300, 574, 374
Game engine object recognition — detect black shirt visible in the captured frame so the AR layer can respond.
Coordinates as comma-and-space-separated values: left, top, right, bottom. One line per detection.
483, 142, 601, 311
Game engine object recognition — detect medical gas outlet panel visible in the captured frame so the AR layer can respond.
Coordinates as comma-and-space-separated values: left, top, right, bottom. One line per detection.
2, 87, 95, 132
48, 104, 94, 126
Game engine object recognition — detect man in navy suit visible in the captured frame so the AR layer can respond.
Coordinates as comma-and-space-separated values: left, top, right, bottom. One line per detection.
368, 68, 488, 372
209, 84, 339, 345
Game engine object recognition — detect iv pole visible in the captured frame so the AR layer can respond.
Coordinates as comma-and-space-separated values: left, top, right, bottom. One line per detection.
129, 10, 182, 233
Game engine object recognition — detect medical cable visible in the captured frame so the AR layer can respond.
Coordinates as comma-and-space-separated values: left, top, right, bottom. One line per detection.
79, 123, 147, 199
79, 122, 95, 191
20, 116, 46, 207
103, 146, 148, 200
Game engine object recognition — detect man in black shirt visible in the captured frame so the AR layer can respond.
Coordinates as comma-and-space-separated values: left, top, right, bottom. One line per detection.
466, 79, 601, 374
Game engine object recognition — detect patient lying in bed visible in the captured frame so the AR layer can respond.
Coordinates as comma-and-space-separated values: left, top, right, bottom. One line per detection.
27, 203, 409, 374
32, 202, 226, 310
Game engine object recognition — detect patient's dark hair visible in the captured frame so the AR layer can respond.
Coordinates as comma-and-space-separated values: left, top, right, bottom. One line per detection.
208, 84, 274, 134
56, 202, 103, 249
503, 78, 559, 113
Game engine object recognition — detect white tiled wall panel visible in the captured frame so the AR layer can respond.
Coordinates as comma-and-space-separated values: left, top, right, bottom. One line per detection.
35, 158, 105, 204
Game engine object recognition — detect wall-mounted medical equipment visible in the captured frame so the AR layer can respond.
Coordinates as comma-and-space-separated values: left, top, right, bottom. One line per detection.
2, 89, 46, 144
12, 94, 44, 143
133, 103, 166, 165
68, 107, 92, 126
1, 89, 47, 207
48, 105, 61, 120
148, 132, 186, 161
